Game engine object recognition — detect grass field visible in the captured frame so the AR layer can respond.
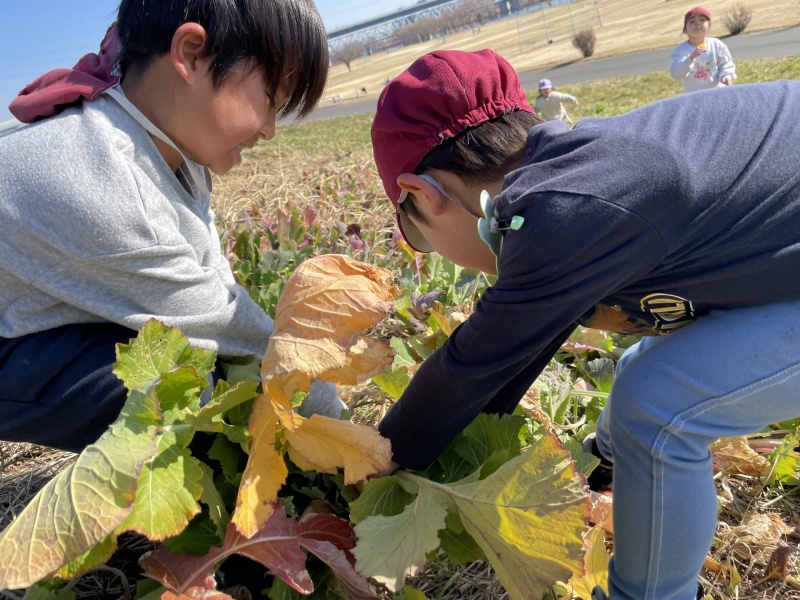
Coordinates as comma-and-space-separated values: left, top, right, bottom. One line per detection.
323, 0, 800, 103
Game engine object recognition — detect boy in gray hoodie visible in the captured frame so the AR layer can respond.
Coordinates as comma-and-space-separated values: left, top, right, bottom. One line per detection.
0, 0, 328, 451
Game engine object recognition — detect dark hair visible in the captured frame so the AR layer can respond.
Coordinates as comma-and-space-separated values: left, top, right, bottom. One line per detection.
399, 109, 543, 225
116, 0, 329, 118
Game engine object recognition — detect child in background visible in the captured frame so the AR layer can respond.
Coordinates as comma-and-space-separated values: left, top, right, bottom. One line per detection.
371, 49, 800, 600
670, 7, 736, 93
533, 78, 579, 123
0, 0, 337, 453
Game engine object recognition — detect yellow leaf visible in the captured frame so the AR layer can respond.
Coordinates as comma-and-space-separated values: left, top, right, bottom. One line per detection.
262, 255, 398, 431
267, 377, 304, 431
322, 337, 395, 386
232, 398, 287, 538
561, 526, 610, 600
262, 255, 397, 384
285, 414, 393, 484
235, 256, 397, 537
429, 311, 452, 336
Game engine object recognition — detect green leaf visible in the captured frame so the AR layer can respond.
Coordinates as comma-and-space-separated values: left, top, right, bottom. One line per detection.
372, 365, 411, 400
425, 253, 444, 282
50, 534, 118, 580
349, 476, 415, 523
198, 462, 230, 537
208, 434, 245, 479
409, 337, 434, 360
155, 367, 207, 412
226, 398, 255, 427
438, 527, 484, 565
163, 510, 223, 555
117, 425, 205, 541
269, 577, 303, 600
353, 435, 589, 599
390, 337, 417, 367
113, 320, 214, 391
447, 435, 589, 600
452, 413, 526, 471
438, 511, 484, 565
441, 258, 462, 289
21, 585, 75, 600
586, 358, 615, 393
453, 270, 480, 305
221, 355, 262, 386
136, 578, 165, 599
769, 435, 800, 485
0, 382, 160, 590
419, 445, 475, 484
564, 438, 601, 478
191, 379, 259, 427
353, 485, 449, 592
402, 585, 429, 600
393, 292, 413, 318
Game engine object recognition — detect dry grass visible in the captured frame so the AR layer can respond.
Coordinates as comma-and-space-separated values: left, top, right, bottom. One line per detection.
323, 0, 799, 103
0, 442, 75, 530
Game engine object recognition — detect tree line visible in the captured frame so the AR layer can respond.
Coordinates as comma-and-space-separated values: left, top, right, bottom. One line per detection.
332, 0, 500, 71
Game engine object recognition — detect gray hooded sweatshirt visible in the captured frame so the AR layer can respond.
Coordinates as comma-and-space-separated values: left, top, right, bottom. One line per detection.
0, 94, 273, 357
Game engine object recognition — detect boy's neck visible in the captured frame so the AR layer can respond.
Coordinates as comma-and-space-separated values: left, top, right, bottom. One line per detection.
688, 35, 707, 47
120, 65, 184, 172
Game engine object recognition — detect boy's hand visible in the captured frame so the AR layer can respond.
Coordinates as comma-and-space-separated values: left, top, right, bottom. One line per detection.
690, 46, 707, 59
722, 76, 733, 86
573, 99, 580, 105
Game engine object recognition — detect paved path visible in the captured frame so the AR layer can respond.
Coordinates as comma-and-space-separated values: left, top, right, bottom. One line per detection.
298, 25, 800, 124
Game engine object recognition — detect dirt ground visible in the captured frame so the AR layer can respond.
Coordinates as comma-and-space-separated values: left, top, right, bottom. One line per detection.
323, 0, 799, 103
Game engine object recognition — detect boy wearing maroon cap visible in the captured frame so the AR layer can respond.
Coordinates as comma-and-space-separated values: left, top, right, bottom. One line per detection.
373, 49, 800, 600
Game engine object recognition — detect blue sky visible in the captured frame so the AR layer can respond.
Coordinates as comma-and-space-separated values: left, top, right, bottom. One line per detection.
0, 0, 406, 121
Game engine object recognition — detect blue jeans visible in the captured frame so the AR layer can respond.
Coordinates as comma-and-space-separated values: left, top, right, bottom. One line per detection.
595, 299, 800, 600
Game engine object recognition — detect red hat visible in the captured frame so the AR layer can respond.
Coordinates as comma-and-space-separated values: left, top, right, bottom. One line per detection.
684, 7, 711, 25
371, 49, 535, 252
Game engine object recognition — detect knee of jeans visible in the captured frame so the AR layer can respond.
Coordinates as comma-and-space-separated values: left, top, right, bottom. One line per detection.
608, 361, 715, 464
606, 363, 674, 455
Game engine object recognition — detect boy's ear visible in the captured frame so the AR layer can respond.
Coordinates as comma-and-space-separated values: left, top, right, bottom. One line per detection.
171, 23, 209, 85
396, 173, 449, 217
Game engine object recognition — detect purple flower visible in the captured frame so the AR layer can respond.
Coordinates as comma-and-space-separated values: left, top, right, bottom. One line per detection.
413, 290, 443, 313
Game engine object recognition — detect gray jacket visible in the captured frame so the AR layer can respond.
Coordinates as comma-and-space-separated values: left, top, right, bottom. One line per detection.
0, 95, 272, 357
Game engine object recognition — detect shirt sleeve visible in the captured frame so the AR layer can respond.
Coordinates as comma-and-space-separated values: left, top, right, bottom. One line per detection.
37, 242, 273, 358
552, 91, 577, 103
379, 193, 668, 469
669, 44, 694, 79
716, 41, 737, 81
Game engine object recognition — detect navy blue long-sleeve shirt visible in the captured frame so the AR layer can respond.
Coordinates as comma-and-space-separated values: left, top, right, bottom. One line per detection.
379, 80, 800, 470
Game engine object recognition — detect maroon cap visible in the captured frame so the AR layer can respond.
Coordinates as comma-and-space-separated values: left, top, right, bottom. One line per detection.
371, 49, 534, 252
684, 7, 711, 24
9, 24, 120, 123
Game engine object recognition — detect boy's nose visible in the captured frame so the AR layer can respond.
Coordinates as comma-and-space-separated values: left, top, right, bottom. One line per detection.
260, 122, 276, 141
